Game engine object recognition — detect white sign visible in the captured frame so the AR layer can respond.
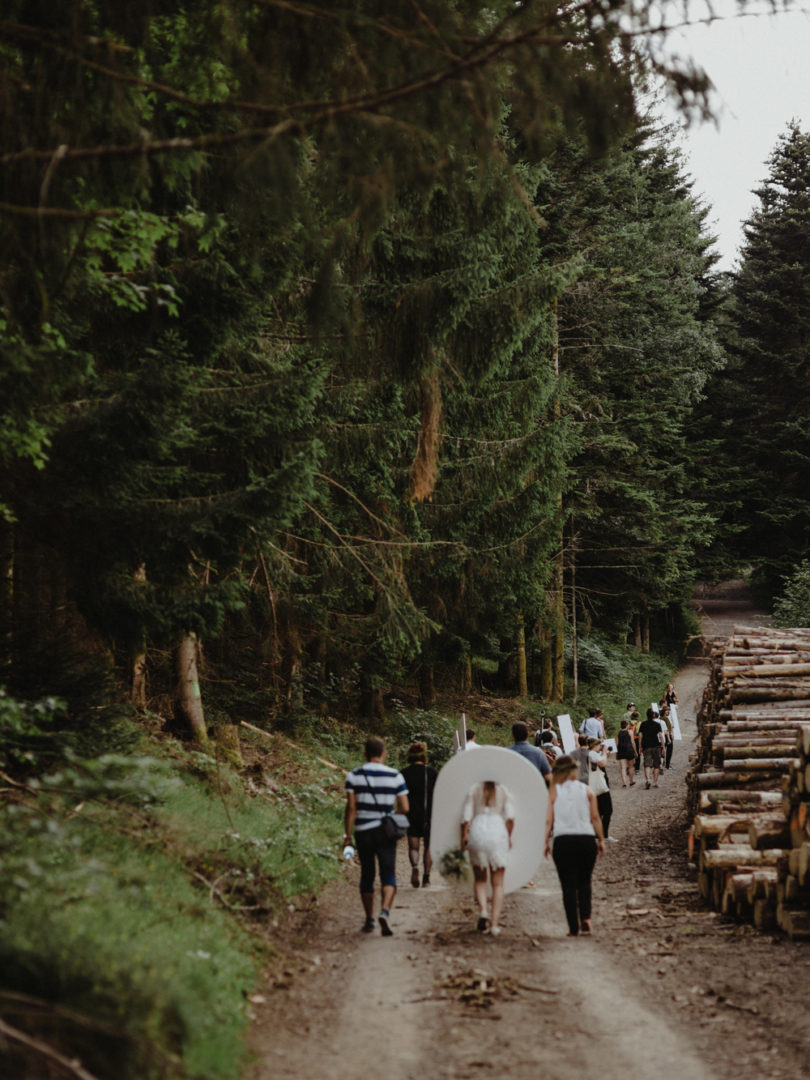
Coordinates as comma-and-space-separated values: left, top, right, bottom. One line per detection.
670, 703, 682, 740
557, 713, 576, 753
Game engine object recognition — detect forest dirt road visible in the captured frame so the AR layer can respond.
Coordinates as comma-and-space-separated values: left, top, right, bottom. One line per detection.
246, 591, 810, 1080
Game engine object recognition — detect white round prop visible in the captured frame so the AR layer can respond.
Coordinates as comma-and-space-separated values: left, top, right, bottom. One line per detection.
429, 746, 548, 894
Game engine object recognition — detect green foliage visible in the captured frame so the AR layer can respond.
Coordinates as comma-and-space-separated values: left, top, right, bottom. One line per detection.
384, 703, 459, 771
698, 124, 810, 599
773, 561, 810, 628
0, 688, 67, 769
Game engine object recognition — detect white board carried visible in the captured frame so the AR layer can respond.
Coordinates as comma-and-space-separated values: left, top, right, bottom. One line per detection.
670, 703, 682, 740
557, 713, 576, 753
429, 746, 547, 894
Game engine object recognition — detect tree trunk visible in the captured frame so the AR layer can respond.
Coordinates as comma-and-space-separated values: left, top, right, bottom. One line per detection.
284, 623, 304, 711
419, 663, 435, 709
539, 624, 553, 701
461, 655, 472, 695
358, 686, 385, 720
175, 632, 211, 748
515, 614, 528, 698
570, 537, 578, 705
0, 519, 13, 674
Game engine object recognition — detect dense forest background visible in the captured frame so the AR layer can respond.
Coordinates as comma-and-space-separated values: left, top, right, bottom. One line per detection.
2, 2, 810, 1077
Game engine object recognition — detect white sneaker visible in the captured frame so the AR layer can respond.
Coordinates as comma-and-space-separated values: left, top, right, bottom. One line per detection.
607, 836, 619, 843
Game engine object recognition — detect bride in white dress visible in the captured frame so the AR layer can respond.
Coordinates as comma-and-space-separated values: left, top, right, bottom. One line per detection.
461, 780, 515, 935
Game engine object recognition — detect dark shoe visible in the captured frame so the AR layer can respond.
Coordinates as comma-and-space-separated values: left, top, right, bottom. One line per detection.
477, 916, 489, 933
379, 911, 393, 936
580, 919, 591, 934
362, 918, 375, 933
645, 780, 651, 789
422, 874, 430, 887
411, 867, 420, 888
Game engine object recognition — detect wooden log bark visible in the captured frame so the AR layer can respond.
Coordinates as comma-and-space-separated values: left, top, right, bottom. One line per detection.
719, 744, 798, 760
699, 790, 784, 811
748, 817, 791, 849
753, 898, 777, 930
728, 683, 810, 704
701, 845, 787, 871
777, 906, 810, 940
746, 868, 779, 902
693, 814, 752, 840
693, 770, 785, 789
722, 662, 810, 679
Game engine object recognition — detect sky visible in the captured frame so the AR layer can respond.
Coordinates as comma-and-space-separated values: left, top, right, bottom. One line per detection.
657, 1, 810, 272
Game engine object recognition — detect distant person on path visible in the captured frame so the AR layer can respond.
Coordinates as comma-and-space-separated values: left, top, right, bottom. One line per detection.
535, 716, 554, 747
401, 742, 438, 888
579, 707, 605, 740
461, 780, 515, 935
543, 731, 565, 761
344, 737, 410, 936
509, 721, 551, 782
616, 718, 636, 787
544, 754, 605, 936
588, 738, 614, 841
465, 728, 480, 749
570, 733, 591, 783
639, 707, 665, 789
629, 709, 641, 774
658, 704, 674, 770
665, 683, 678, 708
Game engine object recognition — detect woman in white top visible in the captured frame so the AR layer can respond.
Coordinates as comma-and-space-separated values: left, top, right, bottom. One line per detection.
461, 780, 515, 936
543, 754, 604, 936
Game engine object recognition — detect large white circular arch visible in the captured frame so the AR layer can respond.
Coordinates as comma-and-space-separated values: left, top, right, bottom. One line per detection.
429, 745, 548, 894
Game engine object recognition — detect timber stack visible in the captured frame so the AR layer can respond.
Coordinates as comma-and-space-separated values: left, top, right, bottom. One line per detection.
687, 624, 810, 939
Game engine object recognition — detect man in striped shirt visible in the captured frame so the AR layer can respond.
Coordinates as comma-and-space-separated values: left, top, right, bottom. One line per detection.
344, 737, 410, 936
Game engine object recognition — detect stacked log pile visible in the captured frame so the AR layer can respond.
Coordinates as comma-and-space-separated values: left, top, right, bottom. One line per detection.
687, 624, 810, 939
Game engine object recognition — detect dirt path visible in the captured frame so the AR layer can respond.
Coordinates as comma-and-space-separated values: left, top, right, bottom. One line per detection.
246, 596, 809, 1080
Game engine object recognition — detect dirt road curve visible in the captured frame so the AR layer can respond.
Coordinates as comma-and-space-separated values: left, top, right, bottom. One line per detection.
247, 599, 810, 1080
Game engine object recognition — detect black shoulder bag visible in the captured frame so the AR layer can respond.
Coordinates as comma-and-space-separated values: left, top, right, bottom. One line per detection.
363, 769, 409, 840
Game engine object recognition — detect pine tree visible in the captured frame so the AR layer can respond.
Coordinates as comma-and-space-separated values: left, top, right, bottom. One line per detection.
706, 123, 810, 597
538, 121, 724, 648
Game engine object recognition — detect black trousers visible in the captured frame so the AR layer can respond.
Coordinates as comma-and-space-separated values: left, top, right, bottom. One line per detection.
596, 790, 612, 838
552, 834, 598, 935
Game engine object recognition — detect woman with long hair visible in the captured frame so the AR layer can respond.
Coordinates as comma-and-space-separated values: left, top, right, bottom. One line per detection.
460, 779, 515, 936
401, 742, 438, 887
543, 754, 604, 936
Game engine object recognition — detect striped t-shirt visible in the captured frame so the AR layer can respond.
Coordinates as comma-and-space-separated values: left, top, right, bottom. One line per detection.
345, 763, 408, 832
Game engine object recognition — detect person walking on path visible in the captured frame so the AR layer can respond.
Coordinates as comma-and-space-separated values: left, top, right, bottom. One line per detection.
579, 707, 605, 740
639, 707, 665, 789
629, 709, 641, 774
543, 754, 605, 936
588, 738, 615, 841
460, 780, 515, 936
344, 737, 410, 936
616, 718, 636, 787
659, 704, 675, 770
570, 733, 591, 783
509, 721, 551, 782
401, 742, 437, 888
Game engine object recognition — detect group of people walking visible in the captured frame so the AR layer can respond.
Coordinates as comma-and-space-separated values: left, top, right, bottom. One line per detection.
343, 684, 679, 940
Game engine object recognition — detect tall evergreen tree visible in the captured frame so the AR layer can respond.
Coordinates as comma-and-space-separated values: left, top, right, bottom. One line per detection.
537, 121, 724, 648
700, 123, 810, 598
